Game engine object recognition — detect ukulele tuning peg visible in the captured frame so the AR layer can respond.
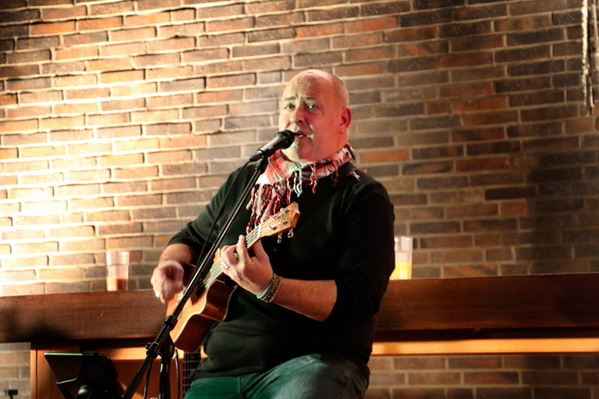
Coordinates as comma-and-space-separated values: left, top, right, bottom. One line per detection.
287, 229, 294, 239
277, 234, 283, 244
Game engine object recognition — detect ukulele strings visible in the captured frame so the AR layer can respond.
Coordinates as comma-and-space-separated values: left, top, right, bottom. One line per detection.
203, 224, 263, 286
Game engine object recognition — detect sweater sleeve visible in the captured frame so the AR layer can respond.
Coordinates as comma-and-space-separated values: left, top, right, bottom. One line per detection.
324, 176, 396, 329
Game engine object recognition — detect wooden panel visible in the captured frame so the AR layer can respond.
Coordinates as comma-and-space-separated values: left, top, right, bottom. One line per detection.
0, 290, 166, 343
3, 274, 599, 343
2, 273, 599, 358
375, 273, 599, 332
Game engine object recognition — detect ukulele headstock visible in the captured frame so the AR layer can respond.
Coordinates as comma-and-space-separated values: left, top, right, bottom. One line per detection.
260, 202, 300, 238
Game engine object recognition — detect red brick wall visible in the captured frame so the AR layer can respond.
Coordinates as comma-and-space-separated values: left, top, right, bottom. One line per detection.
1, 0, 598, 398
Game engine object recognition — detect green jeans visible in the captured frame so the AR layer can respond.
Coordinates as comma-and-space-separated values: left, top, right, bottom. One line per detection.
185, 352, 368, 399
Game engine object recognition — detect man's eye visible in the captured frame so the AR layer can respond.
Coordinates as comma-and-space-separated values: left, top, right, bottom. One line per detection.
306, 104, 317, 109
285, 104, 295, 110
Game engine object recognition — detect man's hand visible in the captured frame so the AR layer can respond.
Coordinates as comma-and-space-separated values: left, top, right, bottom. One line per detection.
219, 235, 274, 296
151, 258, 185, 303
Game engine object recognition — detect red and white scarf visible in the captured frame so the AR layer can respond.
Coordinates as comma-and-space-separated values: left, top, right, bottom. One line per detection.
246, 144, 355, 231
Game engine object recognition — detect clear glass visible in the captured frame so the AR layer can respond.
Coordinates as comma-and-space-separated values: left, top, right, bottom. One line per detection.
390, 236, 412, 280
105, 250, 130, 291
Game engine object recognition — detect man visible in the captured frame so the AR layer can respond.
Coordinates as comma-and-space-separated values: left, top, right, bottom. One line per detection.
151, 69, 395, 398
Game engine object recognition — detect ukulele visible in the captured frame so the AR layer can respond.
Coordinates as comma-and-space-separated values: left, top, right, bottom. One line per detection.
166, 202, 300, 353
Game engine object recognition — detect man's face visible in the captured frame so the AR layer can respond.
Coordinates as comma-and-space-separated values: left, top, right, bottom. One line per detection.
278, 71, 351, 162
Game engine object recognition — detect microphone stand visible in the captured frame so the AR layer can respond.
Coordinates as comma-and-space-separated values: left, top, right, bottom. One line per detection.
121, 156, 270, 399
158, 335, 175, 399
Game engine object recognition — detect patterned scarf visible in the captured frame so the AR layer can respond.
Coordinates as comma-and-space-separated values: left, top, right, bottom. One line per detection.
246, 144, 355, 232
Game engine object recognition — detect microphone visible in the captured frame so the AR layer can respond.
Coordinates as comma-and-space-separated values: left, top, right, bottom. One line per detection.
249, 130, 295, 162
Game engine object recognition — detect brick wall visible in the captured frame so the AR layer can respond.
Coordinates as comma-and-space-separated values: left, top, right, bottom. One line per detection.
1, 0, 598, 398
367, 354, 599, 398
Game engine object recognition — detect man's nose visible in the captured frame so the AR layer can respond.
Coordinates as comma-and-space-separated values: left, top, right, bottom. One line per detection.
290, 107, 306, 125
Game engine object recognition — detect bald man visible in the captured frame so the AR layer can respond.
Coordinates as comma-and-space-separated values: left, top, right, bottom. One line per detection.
152, 70, 395, 399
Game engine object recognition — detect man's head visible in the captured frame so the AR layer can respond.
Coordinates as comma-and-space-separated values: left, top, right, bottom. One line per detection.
278, 69, 352, 162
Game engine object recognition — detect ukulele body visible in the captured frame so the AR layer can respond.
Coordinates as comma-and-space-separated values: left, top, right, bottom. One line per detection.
168, 278, 235, 353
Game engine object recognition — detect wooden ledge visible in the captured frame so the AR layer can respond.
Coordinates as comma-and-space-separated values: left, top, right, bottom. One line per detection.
372, 273, 599, 355
3, 273, 599, 355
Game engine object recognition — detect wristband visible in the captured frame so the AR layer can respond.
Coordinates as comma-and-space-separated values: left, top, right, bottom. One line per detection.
257, 273, 282, 303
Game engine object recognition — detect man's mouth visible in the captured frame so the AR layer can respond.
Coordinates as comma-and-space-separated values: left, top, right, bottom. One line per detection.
292, 132, 313, 139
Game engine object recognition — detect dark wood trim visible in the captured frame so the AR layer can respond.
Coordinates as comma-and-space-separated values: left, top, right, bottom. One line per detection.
2, 274, 599, 345
376, 273, 599, 332
0, 290, 166, 343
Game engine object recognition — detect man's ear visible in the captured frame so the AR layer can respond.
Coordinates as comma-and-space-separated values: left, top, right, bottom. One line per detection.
340, 107, 352, 131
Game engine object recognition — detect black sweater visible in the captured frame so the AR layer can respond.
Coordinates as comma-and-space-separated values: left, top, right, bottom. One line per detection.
169, 161, 395, 380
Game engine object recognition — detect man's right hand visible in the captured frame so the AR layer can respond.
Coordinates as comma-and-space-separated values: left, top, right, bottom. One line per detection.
151, 258, 185, 303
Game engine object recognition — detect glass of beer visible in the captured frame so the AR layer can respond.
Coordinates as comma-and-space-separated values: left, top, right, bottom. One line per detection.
105, 250, 129, 291
390, 236, 412, 280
